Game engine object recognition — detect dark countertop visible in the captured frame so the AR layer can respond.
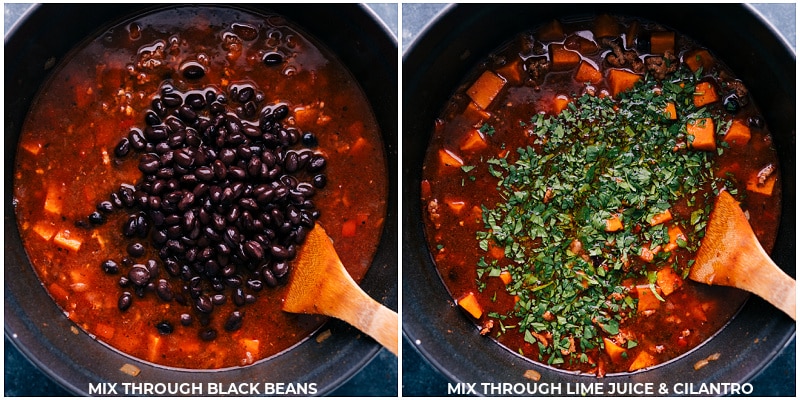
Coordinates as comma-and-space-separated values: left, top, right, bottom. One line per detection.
400, 3, 795, 397
4, 3, 397, 397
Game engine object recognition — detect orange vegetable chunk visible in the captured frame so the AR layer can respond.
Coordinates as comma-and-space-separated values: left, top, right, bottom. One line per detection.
605, 215, 623, 232
656, 267, 683, 296
649, 31, 675, 54
462, 101, 491, 125
553, 94, 571, 115
438, 148, 464, 168
457, 292, 483, 319
467, 70, 506, 110
549, 44, 581, 71
686, 117, 716, 151
664, 224, 686, 253
444, 196, 467, 214
575, 60, 603, 84
746, 171, 777, 196
495, 58, 524, 86
693, 81, 719, 107
664, 102, 677, 120
341, 219, 357, 237
606, 69, 641, 97
499, 270, 512, 285
649, 209, 672, 226
459, 129, 488, 152
53, 229, 82, 252
684, 49, 714, 73
603, 337, 627, 363
723, 119, 751, 147
636, 285, 661, 313
628, 350, 658, 372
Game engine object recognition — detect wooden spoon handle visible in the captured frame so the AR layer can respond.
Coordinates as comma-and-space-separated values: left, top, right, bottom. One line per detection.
744, 250, 796, 320
358, 295, 399, 356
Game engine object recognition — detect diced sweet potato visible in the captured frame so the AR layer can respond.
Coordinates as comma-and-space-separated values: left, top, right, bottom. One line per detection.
693, 81, 719, 107
48, 282, 70, 302
628, 350, 658, 372
439, 148, 464, 168
444, 196, 467, 214
489, 244, 506, 261
495, 59, 524, 86
746, 170, 777, 196
241, 338, 260, 359
462, 101, 491, 126
649, 209, 672, 226
605, 215, 624, 232
499, 270, 512, 285
44, 184, 65, 215
686, 117, 716, 151
636, 285, 661, 313
53, 230, 82, 252
20, 140, 43, 155
341, 219, 357, 238
549, 44, 581, 71
553, 94, 571, 115
684, 49, 714, 73
564, 34, 599, 55
348, 136, 369, 157
32, 221, 58, 241
457, 292, 483, 319
664, 224, 686, 253
594, 14, 620, 38
664, 102, 677, 120
650, 31, 675, 54
606, 69, 641, 97
575, 60, 603, 84
459, 129, 488, 152
537, 19, 565, 42
467, 70, 506, 110
656, 267, 683, 296
723, 119, 751, 147
639, 244, 655, 263
603, 337, 627, 363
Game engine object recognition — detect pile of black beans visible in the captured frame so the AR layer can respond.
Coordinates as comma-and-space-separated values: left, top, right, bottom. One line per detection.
88, 81, 327, 340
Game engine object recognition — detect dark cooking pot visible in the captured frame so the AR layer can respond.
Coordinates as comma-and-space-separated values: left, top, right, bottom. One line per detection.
5, 3, 397, 396
403, 3, 794, 396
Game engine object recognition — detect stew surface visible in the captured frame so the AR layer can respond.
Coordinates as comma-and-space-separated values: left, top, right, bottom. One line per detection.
421, 14, 781, 376
14, 6, 387, 369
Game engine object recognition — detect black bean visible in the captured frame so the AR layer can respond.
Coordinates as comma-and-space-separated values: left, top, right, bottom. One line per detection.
301, 132, 318, 147
185, 92, 206, 110
246, 279, 263, 292
224, 310, 244, 332
182, 62, 206, 80
232, 287, 246, 306
312, 174, 327, 188
180, 313, 193, 326
88, 211, 106, 225
237, 87, 255, 103
162, 93, 182, 108
211, 293, 227, 305
129, 264, 151, 287
118, 292, 133, 311
101, 259, 119, 274
199, 328, 217, 341
243, 240, 264, 261
178, 105, 197, 122
269, 244, 289, 260
261, 266, 279, 287
156, 321, 174, 335
127, 242, 145, 258
307, 155, 326, 171
156, 279, 173, 301
272, 260, 289, 278
195, 295, 214, 314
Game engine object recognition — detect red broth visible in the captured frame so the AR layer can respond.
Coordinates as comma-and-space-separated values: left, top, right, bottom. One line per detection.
421, 14, 780, 376
13, 6, 387, 369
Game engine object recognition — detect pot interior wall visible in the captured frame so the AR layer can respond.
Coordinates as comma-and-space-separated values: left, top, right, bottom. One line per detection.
402, 3, 794, 388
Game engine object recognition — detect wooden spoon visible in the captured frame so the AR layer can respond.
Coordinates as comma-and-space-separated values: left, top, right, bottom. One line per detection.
282, 223, 398, 355
689, 190, 795, 320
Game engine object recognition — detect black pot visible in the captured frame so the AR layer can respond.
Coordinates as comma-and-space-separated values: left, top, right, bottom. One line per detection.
403, 3, 795, 395
5, 4, 397, 396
